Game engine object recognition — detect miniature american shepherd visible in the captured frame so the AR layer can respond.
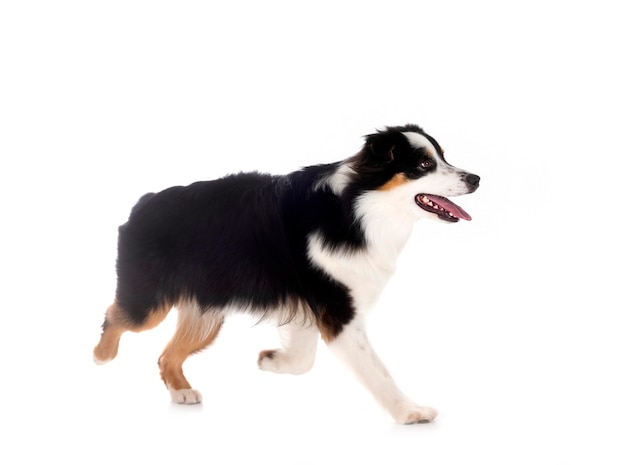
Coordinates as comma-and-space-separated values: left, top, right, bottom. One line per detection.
94, 124, 480, 424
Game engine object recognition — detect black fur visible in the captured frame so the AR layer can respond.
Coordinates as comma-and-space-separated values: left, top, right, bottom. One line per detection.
112, 124, 452, 337
115, 164, 357, 335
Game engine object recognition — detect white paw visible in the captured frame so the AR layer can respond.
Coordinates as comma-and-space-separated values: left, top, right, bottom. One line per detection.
93, 354, 111, 365
257, 349, 312, 375
397, 405, 439, 424
169, 388, 202, 404
257, 349, 287, 373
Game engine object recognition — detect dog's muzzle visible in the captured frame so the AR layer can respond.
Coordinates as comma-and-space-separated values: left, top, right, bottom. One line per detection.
465, 173, 480, 192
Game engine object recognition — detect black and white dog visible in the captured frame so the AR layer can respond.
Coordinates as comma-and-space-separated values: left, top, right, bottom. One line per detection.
94, 124, 480, 424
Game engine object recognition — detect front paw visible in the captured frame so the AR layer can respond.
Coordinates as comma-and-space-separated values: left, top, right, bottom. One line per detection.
257, 349, 313, 375
257, 349, 280, 372
398, 405, 438, 424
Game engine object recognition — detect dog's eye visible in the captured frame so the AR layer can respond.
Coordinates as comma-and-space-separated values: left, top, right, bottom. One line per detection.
419, 158, 435, 170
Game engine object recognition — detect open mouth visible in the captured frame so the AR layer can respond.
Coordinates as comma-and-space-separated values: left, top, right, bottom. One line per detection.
415, 194, 472, 222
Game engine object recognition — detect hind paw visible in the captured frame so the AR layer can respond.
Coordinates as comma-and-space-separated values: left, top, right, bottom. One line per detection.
93, 353, 112, 365
169, 388, 202, 404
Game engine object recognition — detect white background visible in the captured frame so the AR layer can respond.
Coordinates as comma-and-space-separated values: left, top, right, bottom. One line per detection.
1, 1, 625, 464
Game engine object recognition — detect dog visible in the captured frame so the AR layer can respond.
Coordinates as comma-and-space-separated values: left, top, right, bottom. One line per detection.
94, 124, 480, 424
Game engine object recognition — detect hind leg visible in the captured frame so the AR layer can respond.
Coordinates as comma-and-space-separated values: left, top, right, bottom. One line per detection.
94, 301, 170, 364
158, 302, 224, 404
257, 322, 319, 375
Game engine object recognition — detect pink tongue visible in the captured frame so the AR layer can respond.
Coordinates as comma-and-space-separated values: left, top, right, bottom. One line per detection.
430, 195, 472, 221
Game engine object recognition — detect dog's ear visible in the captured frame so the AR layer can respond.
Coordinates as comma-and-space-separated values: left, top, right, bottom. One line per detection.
365, 130, 400, 162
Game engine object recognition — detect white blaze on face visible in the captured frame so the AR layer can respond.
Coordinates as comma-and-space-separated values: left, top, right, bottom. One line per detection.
403, 131, 440, 157
402, 131, 471, 197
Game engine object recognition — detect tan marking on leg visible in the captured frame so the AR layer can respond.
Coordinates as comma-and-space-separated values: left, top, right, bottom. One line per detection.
317, 321, 337, 344
159, 307, 224, 393
379, 173, 408, 191
93, 302, 127, 363
93, 302, 171, 364
136, 305, 172, 331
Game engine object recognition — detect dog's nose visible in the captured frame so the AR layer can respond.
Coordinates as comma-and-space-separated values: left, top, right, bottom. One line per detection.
465, 173, 480, 187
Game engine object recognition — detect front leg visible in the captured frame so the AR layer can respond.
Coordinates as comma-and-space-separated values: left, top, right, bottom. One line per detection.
325, 318, 437, 424
258, 322, 319, 375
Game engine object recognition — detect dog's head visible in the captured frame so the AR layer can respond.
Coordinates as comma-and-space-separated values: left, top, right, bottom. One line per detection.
353, 124, 480, 223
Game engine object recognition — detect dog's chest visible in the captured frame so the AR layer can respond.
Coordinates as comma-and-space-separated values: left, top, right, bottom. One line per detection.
307, 232, 400, 312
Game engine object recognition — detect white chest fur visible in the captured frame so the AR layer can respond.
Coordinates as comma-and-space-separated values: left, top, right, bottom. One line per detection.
307, 187, 417, 312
